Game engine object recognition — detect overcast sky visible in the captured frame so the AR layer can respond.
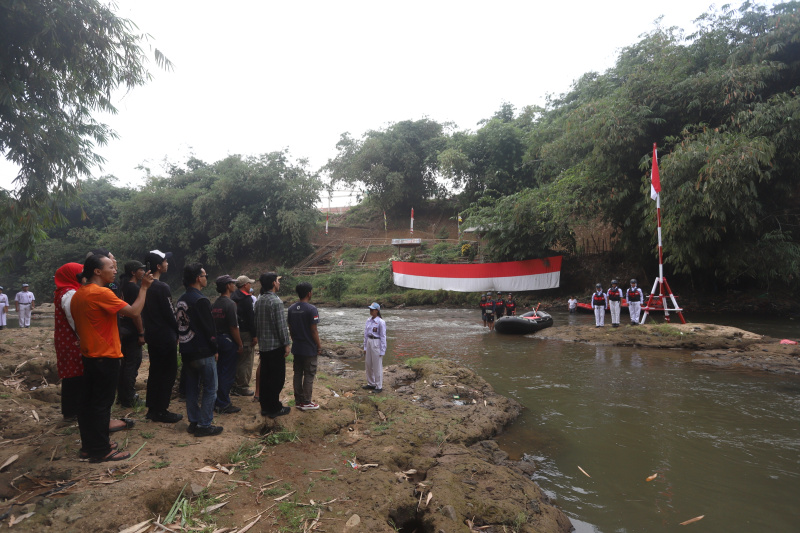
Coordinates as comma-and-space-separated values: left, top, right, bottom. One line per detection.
2, 0, 775, 204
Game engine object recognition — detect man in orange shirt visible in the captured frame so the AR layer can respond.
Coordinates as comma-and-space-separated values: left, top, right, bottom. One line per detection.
71, 254, 153, 462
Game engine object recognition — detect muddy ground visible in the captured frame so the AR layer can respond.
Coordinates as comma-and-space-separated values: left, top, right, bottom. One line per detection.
0, 326, 571, 533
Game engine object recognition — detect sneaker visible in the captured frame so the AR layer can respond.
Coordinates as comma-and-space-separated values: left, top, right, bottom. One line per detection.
266, 406, 291, 418
146, 410, 183, 423
372, 388, 383, 394
216, 404, 241, 414
231, 388, 255, 397
297, 402, 319, 411
187, 422, 197, 434
194, 425, 224, 437
361, 385, 375, 390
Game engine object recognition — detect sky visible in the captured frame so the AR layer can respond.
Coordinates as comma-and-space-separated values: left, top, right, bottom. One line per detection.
1, 0, 769, 205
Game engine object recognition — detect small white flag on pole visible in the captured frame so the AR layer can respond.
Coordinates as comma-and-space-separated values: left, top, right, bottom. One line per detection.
410, 207, 414, 234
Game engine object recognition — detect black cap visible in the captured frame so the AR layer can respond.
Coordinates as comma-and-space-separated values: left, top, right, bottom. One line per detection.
145, 250, 173, 269
124, 260, 146, 276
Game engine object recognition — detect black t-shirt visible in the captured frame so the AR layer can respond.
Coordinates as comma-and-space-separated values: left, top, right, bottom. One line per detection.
143, 279, 178, 343
211, 295, 238, 335
119, 279, 139, 332
287, 301, 319, 357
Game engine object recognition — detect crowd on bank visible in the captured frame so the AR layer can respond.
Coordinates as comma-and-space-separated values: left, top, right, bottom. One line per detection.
30, 248, 388, 464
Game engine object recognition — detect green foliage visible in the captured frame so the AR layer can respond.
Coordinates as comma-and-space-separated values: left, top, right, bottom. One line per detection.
326, 119, 448, 212
0, 0, 171, 260
326, 272, 349, 301
373, 262, 395, 293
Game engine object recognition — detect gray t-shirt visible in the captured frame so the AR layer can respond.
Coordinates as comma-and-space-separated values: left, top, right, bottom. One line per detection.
211, 295, 238, 335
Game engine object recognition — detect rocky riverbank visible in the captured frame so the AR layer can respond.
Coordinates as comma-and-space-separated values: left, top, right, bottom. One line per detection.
0, 327, 571, 532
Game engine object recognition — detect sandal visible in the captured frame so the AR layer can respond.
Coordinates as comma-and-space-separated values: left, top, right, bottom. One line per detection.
109, 418, 135, 433
89, 449, 130, 463
79, 441, 117, 460
252, 395, 260, 402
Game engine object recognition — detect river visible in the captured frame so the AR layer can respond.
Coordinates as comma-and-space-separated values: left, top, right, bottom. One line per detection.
318, 307, 800, 532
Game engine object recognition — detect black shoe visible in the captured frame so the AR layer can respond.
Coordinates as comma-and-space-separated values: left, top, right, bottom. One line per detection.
362, 385, 375, 390
373, 388, 383, 394
266, 406, 291, 418
231, 388, 255, 397
187, 422, 197, 434
194, 425, 223, 437
216, 404, 241, 414
146, 410, 183, 423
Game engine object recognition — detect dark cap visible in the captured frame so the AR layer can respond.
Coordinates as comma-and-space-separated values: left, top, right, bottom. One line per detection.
216, 274, 236, 285
259, 272, 281, 289
124, 260, 146, 275
145, 249, 173, 268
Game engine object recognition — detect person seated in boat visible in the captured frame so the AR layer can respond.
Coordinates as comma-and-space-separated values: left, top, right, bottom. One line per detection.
484, 292, 496, 331
505, 293, 516, 316
479, 293, 488, 327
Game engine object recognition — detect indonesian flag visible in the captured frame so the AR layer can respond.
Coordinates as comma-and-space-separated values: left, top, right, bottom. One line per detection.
650, 143, 661, 201
325, 212, 329, 234
410, 207, 414, 234
392, 256, 562, 292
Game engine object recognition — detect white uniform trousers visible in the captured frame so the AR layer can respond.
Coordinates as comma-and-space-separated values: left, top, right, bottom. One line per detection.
593, 306, 605, 326
628, 302, 642, 324
364, 337, 384, 389
0, 303, 6, 326
18, 304, 32, 327
609, 301, 621, 325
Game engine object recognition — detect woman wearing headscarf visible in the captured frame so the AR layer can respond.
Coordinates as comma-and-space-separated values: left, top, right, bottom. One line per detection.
54, 263, 85, 419
362, 302, 387, 393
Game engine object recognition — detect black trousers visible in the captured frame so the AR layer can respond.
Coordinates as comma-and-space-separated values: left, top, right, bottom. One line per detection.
61, 375, 83, 418
259, 347, 286, 414
78, 357, 120, 457
145, 339, 178, 413
117, 335, 142, 405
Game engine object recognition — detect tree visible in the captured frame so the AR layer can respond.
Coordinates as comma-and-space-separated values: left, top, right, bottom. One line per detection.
325, 119, 447, 212
0, 0, 171, 259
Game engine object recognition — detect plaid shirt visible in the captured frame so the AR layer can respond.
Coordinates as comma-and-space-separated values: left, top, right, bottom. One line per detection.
254, 291, 290, 351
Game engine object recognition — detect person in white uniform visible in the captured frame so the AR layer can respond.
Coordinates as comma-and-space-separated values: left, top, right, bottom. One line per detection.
591, 283, 608, 328
362, 302, 387, 393
626, 279, 645, 325
0, 286, 8, 329
15, 283, 35, 328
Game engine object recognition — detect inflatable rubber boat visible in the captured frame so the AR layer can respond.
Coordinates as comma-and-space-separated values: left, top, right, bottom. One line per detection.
494, 310, 553, 335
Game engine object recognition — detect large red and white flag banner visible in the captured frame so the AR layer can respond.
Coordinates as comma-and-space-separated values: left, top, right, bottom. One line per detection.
392, 256, 562, 292
650, 143, 661, 201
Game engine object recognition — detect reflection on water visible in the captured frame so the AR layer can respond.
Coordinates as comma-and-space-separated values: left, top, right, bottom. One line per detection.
319, 307, 800, 533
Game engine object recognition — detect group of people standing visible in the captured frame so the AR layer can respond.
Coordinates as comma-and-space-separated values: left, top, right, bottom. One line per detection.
590, 279, 645, 327
0, 284, 36, 329
478, 292, 517, 331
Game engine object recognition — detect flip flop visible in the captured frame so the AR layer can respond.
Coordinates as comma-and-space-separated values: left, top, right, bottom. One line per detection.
109, 418, 135, 433
89, 449, 130, 463
79, 441, 118, 460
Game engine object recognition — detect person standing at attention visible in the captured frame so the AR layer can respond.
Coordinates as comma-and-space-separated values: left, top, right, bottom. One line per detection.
626, 279, 645, 326
484, 292, 496, 332
287, 282, 322, 411
479, 293, 487, 327
362, 302, 387, 393
0, 286, 8, 329
254, 272, 291, 418
592, 283, 608, 328
211, 275, 243, 415
71, 254, 152, 462
606, 280, 622, 328
568, 296, 578, 314
15, 283, 35, 328
176, 263, 223, 437
142, 249, 182, 423
231, 275, 257, 397
505, 293, 517, 316
117, 261, 146, 407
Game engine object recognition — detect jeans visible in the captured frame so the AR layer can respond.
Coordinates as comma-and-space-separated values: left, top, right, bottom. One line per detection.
259, 347, 286, 415
215, 334, 238, 409
78, 357, 120, 457
293, 355, 318, 404
184, 355, 218, 428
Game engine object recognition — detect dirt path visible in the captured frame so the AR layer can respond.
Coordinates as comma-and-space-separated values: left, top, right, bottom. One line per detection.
0, 328, 571, 533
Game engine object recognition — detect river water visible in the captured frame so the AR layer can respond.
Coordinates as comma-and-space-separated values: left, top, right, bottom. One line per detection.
318, 307, 800, 532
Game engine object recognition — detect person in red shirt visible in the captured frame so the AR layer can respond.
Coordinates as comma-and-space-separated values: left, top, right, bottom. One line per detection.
71, 254, 152, 462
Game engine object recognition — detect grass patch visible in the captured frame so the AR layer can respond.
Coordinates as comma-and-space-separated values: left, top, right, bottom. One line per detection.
278, 501, 318, 531
140, 431, 155, 439
0, 393, 10, 399
404, 356, 433, 368
264, 429, 299, 446
163, 483, 225, 531
229, 440, 265, 473
151, 460, 170, 469
651, 324, 683, 337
